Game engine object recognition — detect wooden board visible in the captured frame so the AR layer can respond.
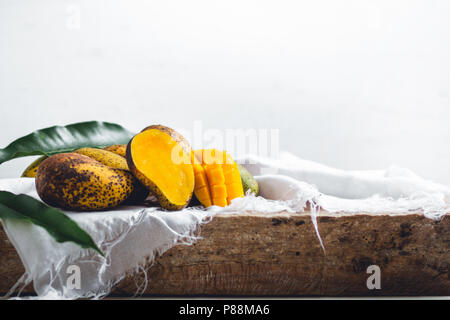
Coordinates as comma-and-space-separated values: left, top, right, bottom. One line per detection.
1, 210, 449, 297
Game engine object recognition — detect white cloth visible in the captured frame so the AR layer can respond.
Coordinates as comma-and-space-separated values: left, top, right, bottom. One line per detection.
241, 152, 450, 219
1, 152, 448, 299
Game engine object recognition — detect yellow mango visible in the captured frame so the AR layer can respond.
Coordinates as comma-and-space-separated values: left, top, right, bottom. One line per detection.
36, 153, 136, 211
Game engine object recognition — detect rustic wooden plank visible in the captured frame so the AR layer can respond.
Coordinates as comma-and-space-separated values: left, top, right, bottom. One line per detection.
1, 211, 449, 297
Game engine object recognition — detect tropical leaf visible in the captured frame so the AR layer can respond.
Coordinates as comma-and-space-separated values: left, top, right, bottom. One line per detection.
0, 121, 135, 165
0, 191, 103, 256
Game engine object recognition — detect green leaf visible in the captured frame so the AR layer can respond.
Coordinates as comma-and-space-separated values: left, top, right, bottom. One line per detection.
0, 121, 135, 165
0, 191, 104, 256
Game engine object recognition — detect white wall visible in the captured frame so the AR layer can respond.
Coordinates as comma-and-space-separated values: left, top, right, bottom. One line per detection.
1, 0, 449, 184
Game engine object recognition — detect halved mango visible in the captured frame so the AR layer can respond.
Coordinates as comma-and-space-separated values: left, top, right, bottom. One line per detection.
126, 125, 194, 210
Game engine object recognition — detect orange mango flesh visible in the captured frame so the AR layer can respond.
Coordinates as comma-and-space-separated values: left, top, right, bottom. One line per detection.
192, 149, 244, 207
130, 129, 194, 207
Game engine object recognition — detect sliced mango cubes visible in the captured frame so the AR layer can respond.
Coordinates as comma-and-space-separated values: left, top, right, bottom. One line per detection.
192, 149, 244, 207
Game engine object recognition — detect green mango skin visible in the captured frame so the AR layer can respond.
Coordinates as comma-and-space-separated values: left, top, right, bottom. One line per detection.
237, 164, 259, 196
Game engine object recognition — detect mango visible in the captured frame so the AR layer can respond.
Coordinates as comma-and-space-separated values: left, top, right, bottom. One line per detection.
191, 149, 244, 207
21, 155, 48, 178
103, 144, 127, 157
75, 147, 129, 170
21, 146, 128, 178
35, 153, 138, 211
237, 164, 259, 196
126, 125, 194, 211
74, 148, 149, 205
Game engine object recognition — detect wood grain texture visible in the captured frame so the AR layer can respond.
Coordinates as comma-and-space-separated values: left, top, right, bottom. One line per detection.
1, 211, 449, 297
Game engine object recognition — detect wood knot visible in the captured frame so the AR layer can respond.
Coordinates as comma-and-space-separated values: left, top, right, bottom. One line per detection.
272, 218, 282, 226
400, 223, 412, 238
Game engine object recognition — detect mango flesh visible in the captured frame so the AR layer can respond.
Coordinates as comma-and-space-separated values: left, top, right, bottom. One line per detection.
36, 153, 136, 211
127, 126, 194, 211
192, 149, 244, 207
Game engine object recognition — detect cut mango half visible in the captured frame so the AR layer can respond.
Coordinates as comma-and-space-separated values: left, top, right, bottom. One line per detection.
127, 126, 194, 210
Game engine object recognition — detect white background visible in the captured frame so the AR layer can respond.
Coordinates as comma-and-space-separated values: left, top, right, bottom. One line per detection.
1, 0, 449, 184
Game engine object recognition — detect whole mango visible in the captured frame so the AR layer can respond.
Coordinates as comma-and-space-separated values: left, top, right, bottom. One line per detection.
36, 153, 137, 211
103, 144, 127, 157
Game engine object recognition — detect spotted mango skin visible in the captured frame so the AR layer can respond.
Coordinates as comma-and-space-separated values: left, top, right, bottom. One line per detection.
22, 147, 129, 177
75, 147, 129, 170
76, 147, 150, 205
21, 155, 48, 178
35, 153, 135, 211
103, 144, 127, 157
